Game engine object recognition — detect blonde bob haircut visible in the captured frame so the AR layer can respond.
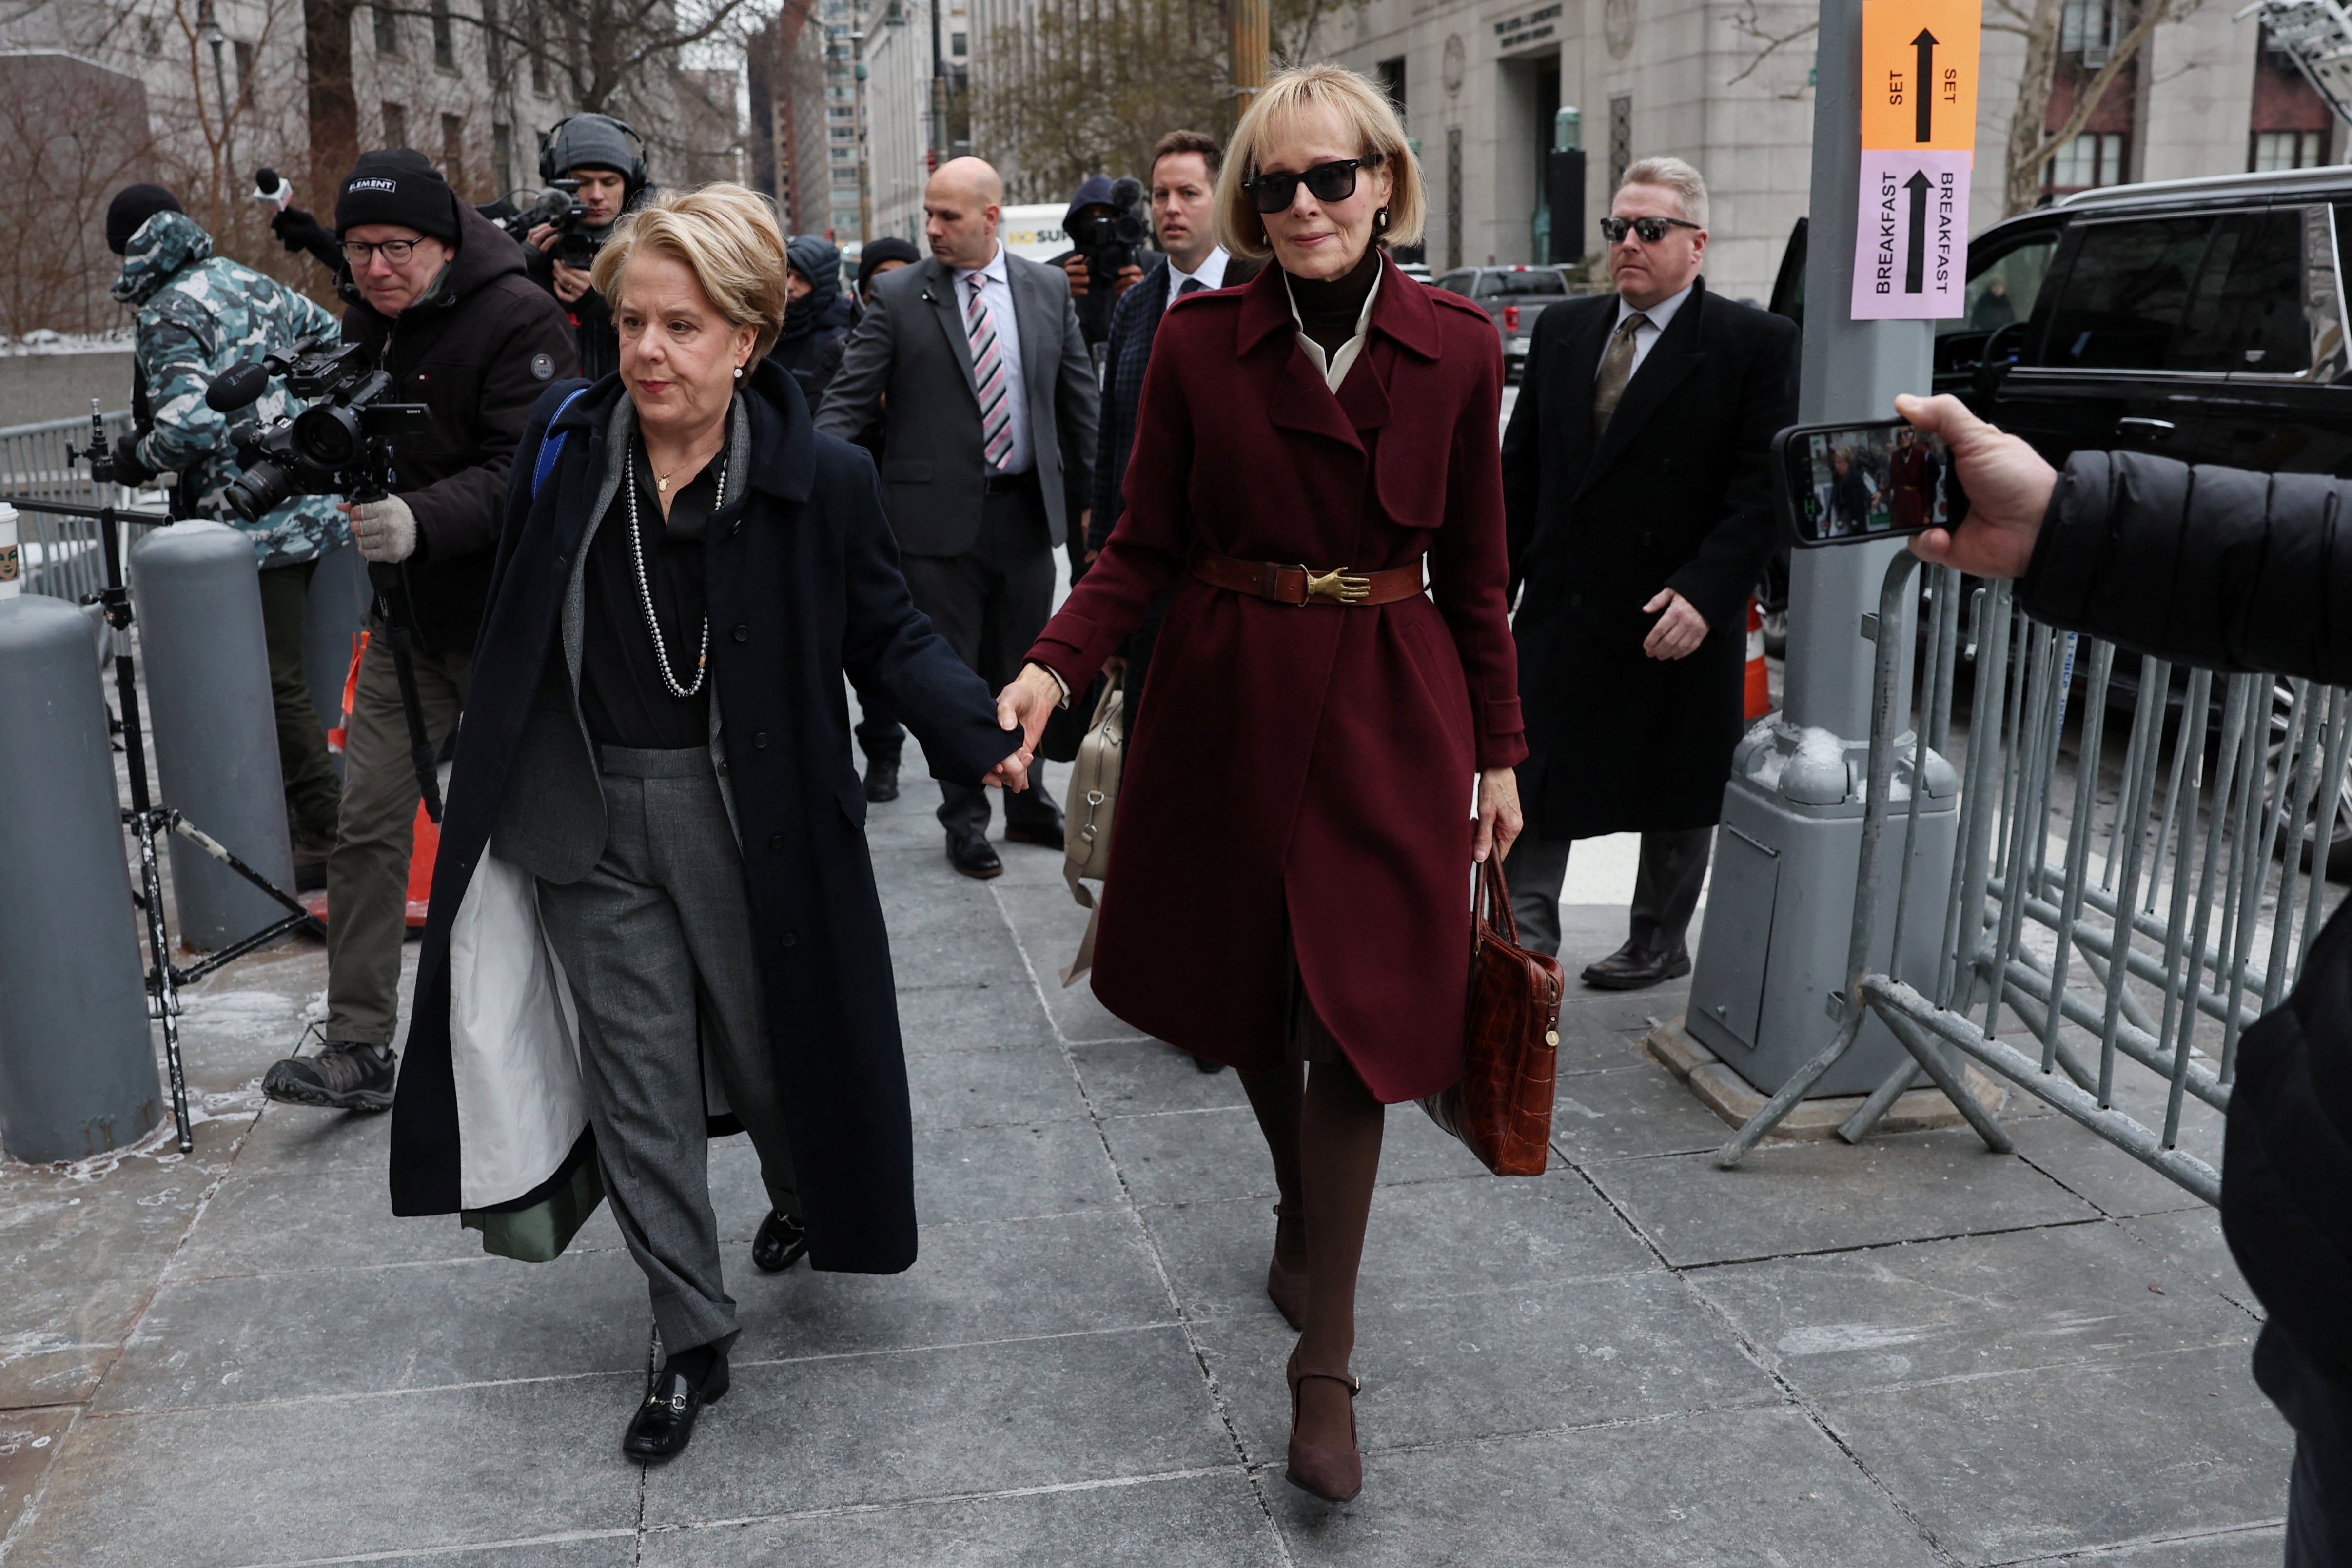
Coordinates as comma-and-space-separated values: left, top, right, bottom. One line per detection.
1215, 64, 1426, 262
588, 183, 793, 362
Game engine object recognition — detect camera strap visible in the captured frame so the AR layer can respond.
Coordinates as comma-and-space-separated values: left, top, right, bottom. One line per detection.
531, 386, 593, 500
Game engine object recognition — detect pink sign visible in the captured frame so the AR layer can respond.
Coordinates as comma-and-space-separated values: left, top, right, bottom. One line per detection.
1850, 150, 1973, 320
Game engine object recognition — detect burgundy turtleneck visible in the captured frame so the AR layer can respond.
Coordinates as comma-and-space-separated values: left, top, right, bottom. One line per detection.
1285, 244, 1383, 361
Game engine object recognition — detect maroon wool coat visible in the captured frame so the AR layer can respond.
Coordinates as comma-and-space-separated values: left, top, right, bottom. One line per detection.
1026, 256, 1527, 1103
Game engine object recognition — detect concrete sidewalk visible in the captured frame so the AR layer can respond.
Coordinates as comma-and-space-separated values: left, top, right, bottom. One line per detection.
0, 746, 2293, 1566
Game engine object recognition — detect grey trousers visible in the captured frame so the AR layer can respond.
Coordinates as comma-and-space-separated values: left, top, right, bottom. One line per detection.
534, 746, 800, 1358
1504, 827, 1714, 961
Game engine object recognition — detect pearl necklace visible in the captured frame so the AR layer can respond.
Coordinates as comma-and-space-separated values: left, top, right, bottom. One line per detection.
623, 439, 720, 699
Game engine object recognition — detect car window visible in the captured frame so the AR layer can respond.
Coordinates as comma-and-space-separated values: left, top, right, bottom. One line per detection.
1474, 272, 1569, 298
2039, 216, 2213, 371
2173, 208, 2310, 375
1435, 270, 1476, 296
1938, 231, 2056, 340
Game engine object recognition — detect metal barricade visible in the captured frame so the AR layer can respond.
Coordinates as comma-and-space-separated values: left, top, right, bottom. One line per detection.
0, 411, 136, 602
1717, 552, 2352, 1206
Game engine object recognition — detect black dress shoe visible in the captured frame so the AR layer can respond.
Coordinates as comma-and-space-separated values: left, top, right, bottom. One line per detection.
753, 1210, 809, 1273
623, 1358, 728, 1462
1190, 1053, 1226, 1074
1002, 813, 1065, 847
863, 756, 901, 803
1580, 940, 1692, 991
948, 831, 1003, 879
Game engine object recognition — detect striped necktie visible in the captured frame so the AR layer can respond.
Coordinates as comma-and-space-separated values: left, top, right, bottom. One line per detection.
964, 273, 1014, 471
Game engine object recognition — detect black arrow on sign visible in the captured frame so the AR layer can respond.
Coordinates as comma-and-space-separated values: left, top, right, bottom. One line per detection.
1904, 170, 1932, 293
1913, 29, 1939, 141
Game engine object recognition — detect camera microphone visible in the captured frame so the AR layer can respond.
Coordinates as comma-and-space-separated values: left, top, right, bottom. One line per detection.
254, 167, 293, 210
206, 361, 270, 412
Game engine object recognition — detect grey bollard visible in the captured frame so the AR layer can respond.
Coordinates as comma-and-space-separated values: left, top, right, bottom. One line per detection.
0, 595, 159, 1161
128, 520, 295, 949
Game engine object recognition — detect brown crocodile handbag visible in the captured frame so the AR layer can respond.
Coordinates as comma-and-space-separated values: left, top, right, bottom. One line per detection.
1419, 858, 1565, 1176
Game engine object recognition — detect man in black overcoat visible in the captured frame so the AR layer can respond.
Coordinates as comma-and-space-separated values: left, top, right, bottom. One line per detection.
1502, 156, 1799, 988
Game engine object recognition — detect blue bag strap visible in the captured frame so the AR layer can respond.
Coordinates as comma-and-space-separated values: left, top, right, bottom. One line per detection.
531, 386, 592, 501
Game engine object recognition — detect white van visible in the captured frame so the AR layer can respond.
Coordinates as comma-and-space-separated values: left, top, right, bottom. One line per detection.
997, 203, 1068, 263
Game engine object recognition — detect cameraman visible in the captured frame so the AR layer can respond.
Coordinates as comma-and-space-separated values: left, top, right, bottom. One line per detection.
1901, 390, 2352, 1565
522, 113, 652, 380
262, 149, 576, 1112
105, 184, 351, 885
1052, 175, 1148, 346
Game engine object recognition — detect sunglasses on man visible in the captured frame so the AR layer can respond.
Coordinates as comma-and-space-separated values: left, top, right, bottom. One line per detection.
1608, 216, 1703, 247
1599, 215, 1702, 245
1242, 157, 1377, 215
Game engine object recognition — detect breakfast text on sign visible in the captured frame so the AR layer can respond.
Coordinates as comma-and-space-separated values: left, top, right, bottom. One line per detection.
1849, 0, 1981, 321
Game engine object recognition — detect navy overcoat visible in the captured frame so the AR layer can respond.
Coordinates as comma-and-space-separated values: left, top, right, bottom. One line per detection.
387, 358, 1019, 1273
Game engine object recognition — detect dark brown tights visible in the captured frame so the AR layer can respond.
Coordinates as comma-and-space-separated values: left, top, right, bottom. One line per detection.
1238, 1058, 1385, 1450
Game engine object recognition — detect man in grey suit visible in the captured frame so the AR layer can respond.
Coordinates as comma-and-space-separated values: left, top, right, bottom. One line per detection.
817, 157, 1098, 879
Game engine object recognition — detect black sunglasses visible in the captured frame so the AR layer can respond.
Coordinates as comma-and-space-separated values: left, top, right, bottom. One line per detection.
1242, 158, 1372, 215
1600, 215, 1702, 244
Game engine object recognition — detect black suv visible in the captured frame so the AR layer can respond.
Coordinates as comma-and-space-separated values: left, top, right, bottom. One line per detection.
1935, 166, 2351, 476
1430, 264, 1589, 380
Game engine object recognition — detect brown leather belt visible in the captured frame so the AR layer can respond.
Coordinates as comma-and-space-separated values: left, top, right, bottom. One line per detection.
1192, 551, 1425, 607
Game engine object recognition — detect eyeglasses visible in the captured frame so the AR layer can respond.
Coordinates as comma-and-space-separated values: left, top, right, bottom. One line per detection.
1242, 158, 1369, 215
1599, 215, 1702, 245
340, 237, 424, 266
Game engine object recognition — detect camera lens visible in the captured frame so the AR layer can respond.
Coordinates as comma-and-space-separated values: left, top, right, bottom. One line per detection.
292, 404, 364, 470
224, 460, 294, 522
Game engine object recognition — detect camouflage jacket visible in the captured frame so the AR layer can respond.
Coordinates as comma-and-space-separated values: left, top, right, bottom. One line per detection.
112, 211, 350, 568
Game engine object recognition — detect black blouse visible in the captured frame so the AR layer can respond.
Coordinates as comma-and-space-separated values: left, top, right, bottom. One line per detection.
579, 431, 725, 751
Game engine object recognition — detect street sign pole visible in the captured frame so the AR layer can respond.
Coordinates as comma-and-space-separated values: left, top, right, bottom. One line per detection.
1678, 0, 1975, 1095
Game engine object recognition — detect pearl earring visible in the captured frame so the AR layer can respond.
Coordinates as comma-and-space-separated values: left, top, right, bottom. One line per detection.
734, 365, 744, 379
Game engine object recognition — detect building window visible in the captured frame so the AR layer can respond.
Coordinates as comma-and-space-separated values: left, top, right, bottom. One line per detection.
382, 100, 409, 148
431, 0, 455, 67
950, 30, 966, 52
2047, 130, 2127, 190
233, 39, 254, 102
442, 113, 466, 191
1377, 55, 1406, 111
2060, 0, 2114, 58
482, 0, 504, 80
374, 2, 399, 55
141, 15, 162, 55
493, 121, 514, 196
529, 12, 551, 95
2252, 128, 2328, 170
1607, 94, 1632, 192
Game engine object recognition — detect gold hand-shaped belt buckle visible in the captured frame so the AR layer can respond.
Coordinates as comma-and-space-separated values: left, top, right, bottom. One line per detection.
1302, 567, 1372, 605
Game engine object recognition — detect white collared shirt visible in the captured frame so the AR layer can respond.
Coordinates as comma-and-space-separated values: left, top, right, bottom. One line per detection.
1163, 246, 1231, 312
1604, 281, 1695, 385
1286, 264, 1385, 393
954, 241, 1033, 474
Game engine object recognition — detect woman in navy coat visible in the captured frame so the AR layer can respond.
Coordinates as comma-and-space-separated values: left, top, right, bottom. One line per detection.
386, 185, 1023, 1461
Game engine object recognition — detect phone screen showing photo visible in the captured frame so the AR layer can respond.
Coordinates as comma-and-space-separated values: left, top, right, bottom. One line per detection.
1782, 421, 1966, 546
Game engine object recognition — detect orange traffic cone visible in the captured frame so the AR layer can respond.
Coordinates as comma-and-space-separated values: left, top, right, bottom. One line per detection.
1745, 598, 1772, 721
308, 629, 439, 931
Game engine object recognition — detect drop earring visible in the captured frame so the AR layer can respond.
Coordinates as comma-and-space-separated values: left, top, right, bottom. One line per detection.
1374, 206, 1390, 233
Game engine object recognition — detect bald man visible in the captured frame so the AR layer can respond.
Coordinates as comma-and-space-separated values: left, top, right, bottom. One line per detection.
817, 158, 1099, 879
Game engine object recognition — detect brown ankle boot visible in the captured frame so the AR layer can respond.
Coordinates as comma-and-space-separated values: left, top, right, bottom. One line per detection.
1266, 1202, 1308, 1329
1285, 1362, 1363, 1502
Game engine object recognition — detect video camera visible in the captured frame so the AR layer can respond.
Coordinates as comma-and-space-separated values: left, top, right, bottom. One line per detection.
205, 337, 431, 520
490, 179, 599, 270
1068, 176, 1150, 284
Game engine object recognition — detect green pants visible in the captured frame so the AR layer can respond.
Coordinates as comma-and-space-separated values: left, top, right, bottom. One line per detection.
257, 561, 343, 842
323, 617, 470, 1046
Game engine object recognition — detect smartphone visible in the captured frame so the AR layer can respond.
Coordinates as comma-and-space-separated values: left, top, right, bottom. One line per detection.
1774, 418, 1968, 548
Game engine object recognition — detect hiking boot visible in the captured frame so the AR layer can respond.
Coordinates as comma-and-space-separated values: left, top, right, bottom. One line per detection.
263, 1040, 397, 1112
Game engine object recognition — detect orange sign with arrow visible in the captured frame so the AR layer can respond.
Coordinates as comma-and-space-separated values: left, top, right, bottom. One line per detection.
1851, 0, 1981, 319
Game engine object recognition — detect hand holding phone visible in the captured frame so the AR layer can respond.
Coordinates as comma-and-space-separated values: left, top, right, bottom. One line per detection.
1775, 416, 1969, 547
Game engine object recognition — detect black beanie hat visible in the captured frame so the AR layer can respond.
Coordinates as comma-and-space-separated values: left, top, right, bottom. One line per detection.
106, 184, 183, 255
858, 236, 921, 297
335, 149, 461, 245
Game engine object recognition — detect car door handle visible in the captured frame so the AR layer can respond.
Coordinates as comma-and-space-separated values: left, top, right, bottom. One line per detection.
2116, 417, 2177, 436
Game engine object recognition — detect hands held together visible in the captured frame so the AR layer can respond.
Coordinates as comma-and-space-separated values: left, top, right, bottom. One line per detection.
980, 663, 1063, 793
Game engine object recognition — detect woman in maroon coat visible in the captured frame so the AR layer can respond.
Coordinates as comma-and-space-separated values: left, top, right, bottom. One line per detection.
997, 64, 1526, 1502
